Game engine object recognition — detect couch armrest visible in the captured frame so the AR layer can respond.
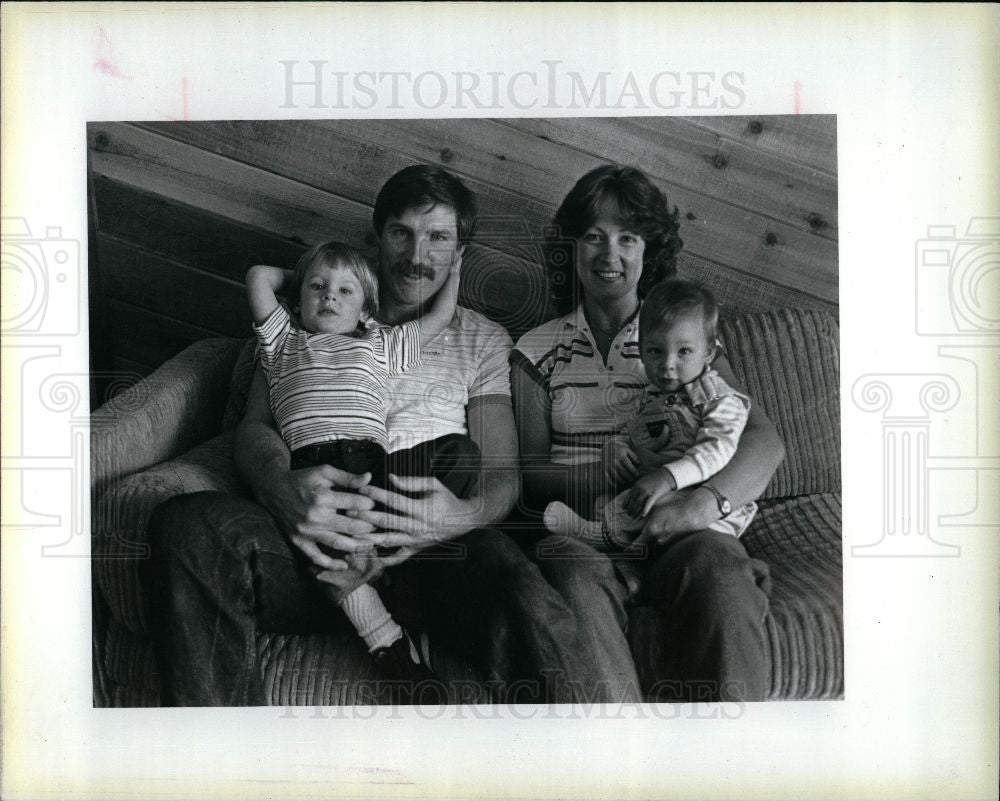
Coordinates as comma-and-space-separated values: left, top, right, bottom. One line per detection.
92, 431, 246, 633
91, 338, 245, 497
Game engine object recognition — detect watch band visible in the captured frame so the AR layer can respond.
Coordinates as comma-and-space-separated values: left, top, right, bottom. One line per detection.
701, 483, 732, 517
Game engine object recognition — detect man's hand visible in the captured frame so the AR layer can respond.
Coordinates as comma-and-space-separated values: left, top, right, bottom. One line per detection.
349, 474, 478, 553
258, 463, 380, 572
624, 469, 675, 518
601, 437, 639, 486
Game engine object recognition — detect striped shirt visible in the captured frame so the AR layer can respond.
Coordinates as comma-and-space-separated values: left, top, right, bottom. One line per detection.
254, 305, 421, 452
380, 306, 513, 453
513, 304, 646, 465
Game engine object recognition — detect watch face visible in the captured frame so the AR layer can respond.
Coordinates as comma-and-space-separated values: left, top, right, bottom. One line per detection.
720, 499, 732, 515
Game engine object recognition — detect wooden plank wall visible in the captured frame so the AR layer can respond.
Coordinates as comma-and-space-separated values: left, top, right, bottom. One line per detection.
87, 116, 837, 384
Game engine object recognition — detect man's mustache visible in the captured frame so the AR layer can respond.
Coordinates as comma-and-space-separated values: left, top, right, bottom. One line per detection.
396, 261, 437, 280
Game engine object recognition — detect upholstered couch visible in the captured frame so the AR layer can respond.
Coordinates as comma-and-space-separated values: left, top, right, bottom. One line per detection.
91, 307, 842, 706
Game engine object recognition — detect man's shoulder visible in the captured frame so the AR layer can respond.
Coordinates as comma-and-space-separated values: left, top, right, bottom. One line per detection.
453, 305, 513, 346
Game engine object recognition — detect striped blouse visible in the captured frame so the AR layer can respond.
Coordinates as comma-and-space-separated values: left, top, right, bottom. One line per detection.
512, 304, 647, 465
254, 305, 420, 452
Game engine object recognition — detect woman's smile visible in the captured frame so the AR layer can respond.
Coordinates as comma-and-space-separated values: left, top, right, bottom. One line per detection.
576, 218, 646, 303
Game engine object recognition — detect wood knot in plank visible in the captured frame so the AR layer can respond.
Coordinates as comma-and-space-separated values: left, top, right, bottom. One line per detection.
93, 131, 110, 151
439, 148, 454, 163
805, 213, 829, 232
702, 152, 729, 170
764, 232, 780, 246
748, 120, 764, 135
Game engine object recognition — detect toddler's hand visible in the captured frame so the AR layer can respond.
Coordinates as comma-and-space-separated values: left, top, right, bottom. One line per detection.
314, 545, 383, 604
601, 438, 639, 486
624, 471, 674, 518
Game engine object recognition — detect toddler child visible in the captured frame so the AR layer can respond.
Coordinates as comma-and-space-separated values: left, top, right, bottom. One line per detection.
544, 278, 758, 549
246, 240, 471, 689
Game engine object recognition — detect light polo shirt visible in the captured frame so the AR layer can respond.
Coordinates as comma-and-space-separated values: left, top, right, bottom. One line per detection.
379, 305, 513, 453
512, 304, 647, 466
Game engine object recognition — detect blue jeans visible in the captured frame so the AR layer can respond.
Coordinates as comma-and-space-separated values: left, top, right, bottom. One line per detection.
645, 529, 772, 702
531, 529, 771, 703
531, 536, 643, 702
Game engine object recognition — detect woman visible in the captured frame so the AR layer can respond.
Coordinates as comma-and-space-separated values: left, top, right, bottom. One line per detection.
511, 165, 783, 702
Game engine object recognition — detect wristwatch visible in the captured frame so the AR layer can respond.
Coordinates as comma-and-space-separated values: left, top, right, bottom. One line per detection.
700, 484, 732, 517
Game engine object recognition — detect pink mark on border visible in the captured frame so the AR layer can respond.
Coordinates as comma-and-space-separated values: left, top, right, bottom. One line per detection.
793, 80, 802, 114
162, 78, 192, 121
93, 25, 130, 79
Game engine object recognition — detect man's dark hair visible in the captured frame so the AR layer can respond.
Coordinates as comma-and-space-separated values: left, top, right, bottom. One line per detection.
373, 165, 478, 241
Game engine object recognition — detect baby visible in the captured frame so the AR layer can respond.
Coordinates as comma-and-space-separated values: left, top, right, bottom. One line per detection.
544, 278, 758, 549
246, 240, 468, 689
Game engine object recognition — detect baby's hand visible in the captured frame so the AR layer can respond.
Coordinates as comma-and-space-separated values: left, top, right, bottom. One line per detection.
601, 438, 639, 486
624, 470, 675, 518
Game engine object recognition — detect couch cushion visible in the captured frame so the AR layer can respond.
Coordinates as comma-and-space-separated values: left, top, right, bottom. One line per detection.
97, 618, 492, 707
718, 309, 840, 499
93, 431, 245, 633
259, 631, 491, 706
222, 338, 258, 431
628, 492, 843, 700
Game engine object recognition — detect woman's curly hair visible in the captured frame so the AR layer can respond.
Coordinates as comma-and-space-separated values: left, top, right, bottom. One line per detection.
545, 165, 683, 315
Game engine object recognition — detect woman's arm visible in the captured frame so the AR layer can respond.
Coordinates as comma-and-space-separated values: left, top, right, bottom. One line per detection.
510, 353, 604, 514
707, 355, 784, 505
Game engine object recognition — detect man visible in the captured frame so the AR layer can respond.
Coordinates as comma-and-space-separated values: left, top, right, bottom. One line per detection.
147, 165, 633, 705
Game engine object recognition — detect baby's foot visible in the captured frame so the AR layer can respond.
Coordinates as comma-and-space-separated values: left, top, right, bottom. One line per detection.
544, 501, 608, 549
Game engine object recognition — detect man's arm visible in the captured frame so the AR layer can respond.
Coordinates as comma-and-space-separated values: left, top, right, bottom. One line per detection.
463, 395, 519, 526
235, 366, 379, 570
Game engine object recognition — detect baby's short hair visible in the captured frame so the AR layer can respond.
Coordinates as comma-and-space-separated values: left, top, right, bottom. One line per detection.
640, 278, 719, 344
289, 241, 379, 317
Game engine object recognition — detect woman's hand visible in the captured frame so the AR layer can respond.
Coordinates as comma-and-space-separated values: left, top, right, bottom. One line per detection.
631, 486, 718, 550
601, 437, 639, 485
624, 469, 675, 518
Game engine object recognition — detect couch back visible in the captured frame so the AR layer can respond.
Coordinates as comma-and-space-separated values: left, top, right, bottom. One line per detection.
223, 306, 840, 499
